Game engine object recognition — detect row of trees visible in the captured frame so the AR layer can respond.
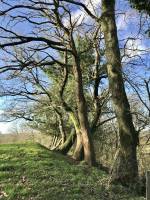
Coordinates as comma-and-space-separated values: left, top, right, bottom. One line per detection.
0, 0, 149, 187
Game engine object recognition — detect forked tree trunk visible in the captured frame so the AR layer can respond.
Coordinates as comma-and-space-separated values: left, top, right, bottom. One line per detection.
73, 55, 96, 166
101, 0, 138, 185
59, 103, 84, 160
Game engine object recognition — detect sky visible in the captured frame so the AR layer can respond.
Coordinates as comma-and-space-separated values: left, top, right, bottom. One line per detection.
0, 0, 149, 134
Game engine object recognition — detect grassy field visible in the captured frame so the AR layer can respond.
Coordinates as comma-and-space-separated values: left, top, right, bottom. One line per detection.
0, 143, 145, 200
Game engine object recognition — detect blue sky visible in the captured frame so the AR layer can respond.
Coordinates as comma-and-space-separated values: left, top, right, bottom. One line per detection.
0, 0, 149, 133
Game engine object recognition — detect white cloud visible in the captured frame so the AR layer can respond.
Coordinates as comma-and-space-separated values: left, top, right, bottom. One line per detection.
0, 110, 4, 115
62, 8, 84, 27
71, 9, 86, 25
121, 38, 149, 64
0, 122, 10, 134
83, 0, 101, 13
125, 39, 147, 57
63, 0, 101, 27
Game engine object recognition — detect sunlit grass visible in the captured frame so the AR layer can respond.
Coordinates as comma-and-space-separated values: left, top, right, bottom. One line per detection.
0, 143, 145, 200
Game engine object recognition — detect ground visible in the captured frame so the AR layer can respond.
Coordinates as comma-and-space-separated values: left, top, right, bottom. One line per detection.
0, 143, 145, 200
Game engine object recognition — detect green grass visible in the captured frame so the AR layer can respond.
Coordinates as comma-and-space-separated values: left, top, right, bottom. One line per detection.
0, 143, 145, 200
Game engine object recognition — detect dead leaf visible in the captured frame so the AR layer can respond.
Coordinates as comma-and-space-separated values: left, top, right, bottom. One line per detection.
0, 191, 8, 198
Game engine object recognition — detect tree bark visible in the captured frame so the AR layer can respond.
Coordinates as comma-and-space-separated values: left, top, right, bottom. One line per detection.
73, 132, 84, 161
56, 112, 66, 144
101, 0, 138, 185
58, 129, 76, 154
72, 54, 96, 166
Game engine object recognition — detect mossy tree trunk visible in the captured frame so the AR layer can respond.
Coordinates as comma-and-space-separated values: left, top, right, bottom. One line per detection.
69, 112, 83, 161
58, 129, 76, 155
101, 0, 138, 185
72, 51, 96, 166
73, 132, 84, 161
56, 112, 66, 144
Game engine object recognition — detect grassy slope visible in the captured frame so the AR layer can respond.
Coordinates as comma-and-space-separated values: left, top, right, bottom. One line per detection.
0, 143, 145, 200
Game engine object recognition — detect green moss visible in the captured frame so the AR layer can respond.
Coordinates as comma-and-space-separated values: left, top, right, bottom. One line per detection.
0, 143, 144, 200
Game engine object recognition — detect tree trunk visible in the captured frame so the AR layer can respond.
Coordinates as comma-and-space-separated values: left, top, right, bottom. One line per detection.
73, 54, 96, 166
73, 132, 84, 161
101, 0, 138, 185
58, 129, 76, 155
58, 116, 66, 144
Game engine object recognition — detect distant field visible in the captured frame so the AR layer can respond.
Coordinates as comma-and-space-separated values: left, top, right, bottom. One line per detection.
0, 133, 52, 148
0, 143, 145, 200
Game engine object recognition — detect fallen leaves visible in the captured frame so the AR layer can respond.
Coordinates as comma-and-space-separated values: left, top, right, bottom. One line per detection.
0, 191, 8, 199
